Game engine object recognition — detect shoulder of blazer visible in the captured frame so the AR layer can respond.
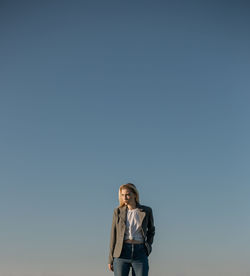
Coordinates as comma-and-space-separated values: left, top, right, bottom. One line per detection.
114, 204, 152, 214
136, 203, 152, 213
114, 205, 125, 215
113, 207, 119, 215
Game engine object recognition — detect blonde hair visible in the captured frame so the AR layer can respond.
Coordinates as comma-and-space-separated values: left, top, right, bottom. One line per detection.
118, 183, 140, 207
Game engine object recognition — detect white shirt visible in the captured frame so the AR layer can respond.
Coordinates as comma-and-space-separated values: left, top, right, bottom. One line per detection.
124, 208, 144, 242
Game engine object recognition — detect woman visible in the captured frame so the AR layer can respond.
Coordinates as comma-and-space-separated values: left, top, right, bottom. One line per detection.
108, 183, 155, 276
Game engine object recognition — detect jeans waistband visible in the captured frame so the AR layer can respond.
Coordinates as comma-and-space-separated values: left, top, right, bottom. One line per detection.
123, 243, 145, 248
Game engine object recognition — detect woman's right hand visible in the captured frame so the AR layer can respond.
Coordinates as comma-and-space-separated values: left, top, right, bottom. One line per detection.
108, 263, 114, 272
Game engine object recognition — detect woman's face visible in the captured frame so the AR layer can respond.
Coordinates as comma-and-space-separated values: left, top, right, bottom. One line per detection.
121, 188, 136, 205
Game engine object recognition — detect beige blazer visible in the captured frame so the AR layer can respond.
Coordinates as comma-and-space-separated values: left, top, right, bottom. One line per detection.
108, 203, 155, 265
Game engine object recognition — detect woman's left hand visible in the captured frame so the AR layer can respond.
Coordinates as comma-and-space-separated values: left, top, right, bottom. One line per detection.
108, 263, 114, 272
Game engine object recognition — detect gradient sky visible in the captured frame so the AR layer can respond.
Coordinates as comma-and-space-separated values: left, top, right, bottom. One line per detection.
1, 1, 250, 276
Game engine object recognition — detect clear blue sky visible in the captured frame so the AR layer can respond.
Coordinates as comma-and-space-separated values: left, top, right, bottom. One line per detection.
1, 1, 250, 276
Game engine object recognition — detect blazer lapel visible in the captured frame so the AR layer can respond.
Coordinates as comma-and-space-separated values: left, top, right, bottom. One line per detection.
119, 205, 127, 224
137, 204, 146, 226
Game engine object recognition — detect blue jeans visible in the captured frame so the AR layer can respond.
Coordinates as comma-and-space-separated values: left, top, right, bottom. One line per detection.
113, 243, 149, 276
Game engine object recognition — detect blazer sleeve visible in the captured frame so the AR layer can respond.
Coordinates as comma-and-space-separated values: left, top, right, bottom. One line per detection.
146, 207, 155, 245
108, 208, 117, 265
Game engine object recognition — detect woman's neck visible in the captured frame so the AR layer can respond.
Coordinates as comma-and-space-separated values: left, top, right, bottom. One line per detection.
126, 202, 137, 210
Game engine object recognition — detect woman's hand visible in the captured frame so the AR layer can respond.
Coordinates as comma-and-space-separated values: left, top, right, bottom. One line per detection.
108, 263, 114, 272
